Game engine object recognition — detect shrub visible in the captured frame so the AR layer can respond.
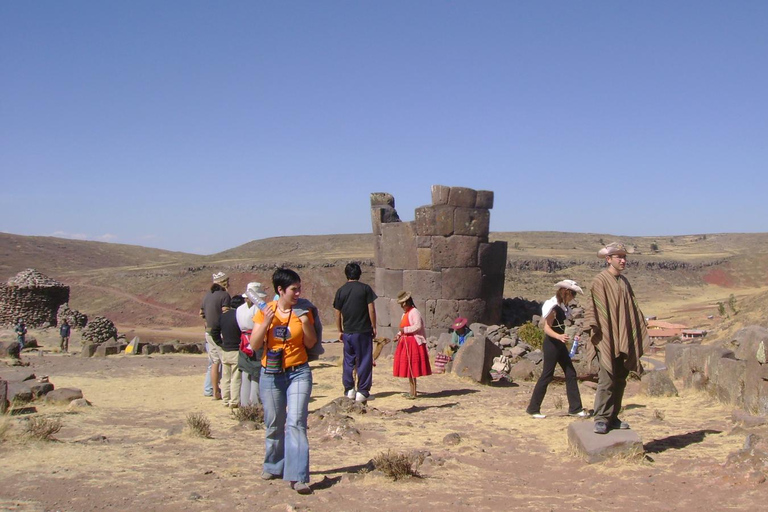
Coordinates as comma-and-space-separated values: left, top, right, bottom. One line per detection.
186, 412, 212, 438
24, 416, 62, 441
518, 322, 544, 350
372, 450, 420, 481
232, 405, 264, 425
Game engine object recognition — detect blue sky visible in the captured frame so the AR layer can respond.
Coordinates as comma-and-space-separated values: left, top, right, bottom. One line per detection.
2, 1, 766, 254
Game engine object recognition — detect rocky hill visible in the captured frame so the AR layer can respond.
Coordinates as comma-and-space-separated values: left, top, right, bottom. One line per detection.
1, 231, 767, 341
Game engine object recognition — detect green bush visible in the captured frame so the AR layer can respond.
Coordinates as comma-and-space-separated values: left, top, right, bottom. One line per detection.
518, 322, 544, 350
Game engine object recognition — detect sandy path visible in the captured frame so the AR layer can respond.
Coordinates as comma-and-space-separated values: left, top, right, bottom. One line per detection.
0, 342, 764, 511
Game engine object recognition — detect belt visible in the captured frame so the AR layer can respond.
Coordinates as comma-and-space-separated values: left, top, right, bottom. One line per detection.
285, 362, 309, 373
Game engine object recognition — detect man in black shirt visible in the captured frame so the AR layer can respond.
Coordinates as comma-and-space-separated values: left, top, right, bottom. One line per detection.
333, 263, 377, 402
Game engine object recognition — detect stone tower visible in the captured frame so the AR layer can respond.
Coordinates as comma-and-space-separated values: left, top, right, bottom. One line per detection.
371, 185, 507, 340
0, 269, 70, 327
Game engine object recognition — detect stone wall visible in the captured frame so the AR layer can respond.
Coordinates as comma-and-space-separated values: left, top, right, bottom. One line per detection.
665, 326, 768, 415
0, 269, 70, 327
372, 185, 507, 340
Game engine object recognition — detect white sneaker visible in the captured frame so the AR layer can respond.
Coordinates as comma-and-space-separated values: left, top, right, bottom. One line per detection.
569, 410, 591, 418
529, 413, 546, 419
346, 389, 356, 399
355, 392, 367, 403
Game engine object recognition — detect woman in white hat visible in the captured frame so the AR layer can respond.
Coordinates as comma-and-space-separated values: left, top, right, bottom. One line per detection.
393, 291, 431, 399
526, 280, 589, 419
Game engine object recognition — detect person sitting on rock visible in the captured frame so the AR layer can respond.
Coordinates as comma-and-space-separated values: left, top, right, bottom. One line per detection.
447, 317, 473, 355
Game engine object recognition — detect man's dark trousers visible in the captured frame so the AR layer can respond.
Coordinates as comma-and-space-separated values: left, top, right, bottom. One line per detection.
342, 332, 373, 397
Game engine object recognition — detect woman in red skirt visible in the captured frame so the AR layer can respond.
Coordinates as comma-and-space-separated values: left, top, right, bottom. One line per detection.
393, 291, 431, 398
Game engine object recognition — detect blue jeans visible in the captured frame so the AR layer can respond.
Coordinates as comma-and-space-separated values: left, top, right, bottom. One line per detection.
259, 363, 313, 483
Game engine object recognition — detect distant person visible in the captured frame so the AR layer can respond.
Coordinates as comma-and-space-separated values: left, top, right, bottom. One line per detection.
583, 243, 648, 434
237, 281, 267, 406
526, 280, 589, 419
59, 319, 71, 353
333, 262, 377, 403
219, 294, 244, 408
392, 291, 431, 399
251, 268, 317, 495
200, 271, 231, 400
15, 318, 27, 353
448, 316, 473, 353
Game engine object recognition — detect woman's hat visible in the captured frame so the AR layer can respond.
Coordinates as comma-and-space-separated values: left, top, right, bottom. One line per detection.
452, 317, 468, 330
554, 279, 583, 294
212, 271, 228, 284
396, 291, 412, 304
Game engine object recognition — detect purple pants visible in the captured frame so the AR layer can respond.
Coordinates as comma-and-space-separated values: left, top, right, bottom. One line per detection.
342, 332, 373, 397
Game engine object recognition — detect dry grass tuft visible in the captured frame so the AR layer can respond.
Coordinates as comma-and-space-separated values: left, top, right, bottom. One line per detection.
0, 416, 11, 441
553, 395, 564, 410
186, 412, 212, 438
653, 409, 665, 421
232, 404, 264, 424
24, 416, 62, 441
372, 450, 420, 481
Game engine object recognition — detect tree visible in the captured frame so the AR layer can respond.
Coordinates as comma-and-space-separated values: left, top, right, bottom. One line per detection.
728, 294, 737, 314
650, 242, 659, 252
717, 302, 726, 317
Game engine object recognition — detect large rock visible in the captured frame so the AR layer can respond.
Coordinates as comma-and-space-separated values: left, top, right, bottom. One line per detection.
45, 388, 84, 404
0, 341, 21, 359
450, 334, 502, 384
0, 379, 7, 414
509, 359, 539, 381
567, 421, 644, 463
640, 370, 679, 397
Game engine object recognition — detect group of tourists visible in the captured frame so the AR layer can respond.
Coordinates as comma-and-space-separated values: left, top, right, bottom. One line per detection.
199, 240, 647, 494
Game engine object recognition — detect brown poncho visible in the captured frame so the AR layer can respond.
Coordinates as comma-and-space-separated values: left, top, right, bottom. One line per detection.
583, 269, 648, 375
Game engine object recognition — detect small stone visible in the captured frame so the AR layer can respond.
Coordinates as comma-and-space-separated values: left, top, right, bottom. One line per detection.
443, 433, 462, 445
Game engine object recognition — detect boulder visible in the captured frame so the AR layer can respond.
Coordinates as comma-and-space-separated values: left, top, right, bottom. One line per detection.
567, 421, 644, 463
28, 382, 55, 398
450, 334, 502, 384
640, 371, 679, 397
0, 379, 7, 414
81, 343, 98, 358
94, 343, 121, 357
45, 388, 84, 404
7, 381, 33, 403
159, 343, 177, 354
509, 359, 538, 381
0, 341, 21, 359
177, 343, 201, 354
524, 350, 543, 365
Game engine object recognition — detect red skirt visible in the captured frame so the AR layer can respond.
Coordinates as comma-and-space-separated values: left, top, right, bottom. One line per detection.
393, 335, 432, 378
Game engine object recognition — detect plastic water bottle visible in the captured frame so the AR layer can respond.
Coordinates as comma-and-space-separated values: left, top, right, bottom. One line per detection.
246, 289, 269, 312
569, 335, 580, 358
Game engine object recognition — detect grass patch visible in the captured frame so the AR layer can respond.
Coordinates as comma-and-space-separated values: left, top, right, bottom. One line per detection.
372, 450, 421, 481
232, 404, 264, 425
24, 416, 62, 441
186, 412, 212, 438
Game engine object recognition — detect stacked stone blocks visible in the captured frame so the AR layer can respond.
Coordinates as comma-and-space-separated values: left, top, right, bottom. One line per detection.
0, 269, 70, 327
372, 185, 507, 340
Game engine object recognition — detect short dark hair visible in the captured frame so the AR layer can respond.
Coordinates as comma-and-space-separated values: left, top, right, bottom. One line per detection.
344, 262, 362, 280
230, 294, 245, 309
273, 267, 301, 294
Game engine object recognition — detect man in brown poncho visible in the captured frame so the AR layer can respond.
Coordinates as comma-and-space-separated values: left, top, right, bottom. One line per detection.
583, 242, 648, 434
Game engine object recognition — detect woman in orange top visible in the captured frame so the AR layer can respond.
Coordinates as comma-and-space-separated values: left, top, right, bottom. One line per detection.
392, 291, 431, 398
250, 268, 316, 495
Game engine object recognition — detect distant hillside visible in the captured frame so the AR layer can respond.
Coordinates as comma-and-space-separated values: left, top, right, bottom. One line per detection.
1, 231, 767, 341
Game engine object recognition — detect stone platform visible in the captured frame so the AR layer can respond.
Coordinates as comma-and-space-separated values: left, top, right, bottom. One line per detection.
568, 421, 644, 463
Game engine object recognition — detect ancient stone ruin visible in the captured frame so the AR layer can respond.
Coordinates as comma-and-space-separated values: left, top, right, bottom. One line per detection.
0, 269, 70, 327
371, 185, 507, 341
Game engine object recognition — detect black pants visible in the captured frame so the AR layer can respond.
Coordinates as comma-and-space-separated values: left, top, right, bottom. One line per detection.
526, 337, 583, 415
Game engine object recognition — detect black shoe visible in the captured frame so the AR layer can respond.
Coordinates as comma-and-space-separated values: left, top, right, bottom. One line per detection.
609, 418, 630, 430
594, 421, 608, 434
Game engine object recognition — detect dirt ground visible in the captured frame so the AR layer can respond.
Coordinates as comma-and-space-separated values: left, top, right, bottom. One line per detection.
1, 334, 766, 512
